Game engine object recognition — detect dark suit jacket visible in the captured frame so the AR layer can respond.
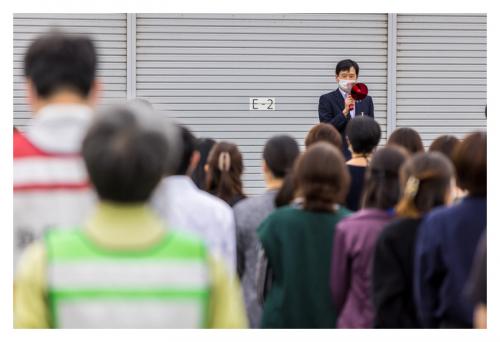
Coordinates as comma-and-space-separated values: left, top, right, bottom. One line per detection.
318, 88, 374, 159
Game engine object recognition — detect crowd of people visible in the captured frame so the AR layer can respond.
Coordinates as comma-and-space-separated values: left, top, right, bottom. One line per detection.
13, 32, 487, 329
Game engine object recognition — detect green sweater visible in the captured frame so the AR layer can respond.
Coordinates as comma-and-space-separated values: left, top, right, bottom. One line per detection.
257, 205, 351, 328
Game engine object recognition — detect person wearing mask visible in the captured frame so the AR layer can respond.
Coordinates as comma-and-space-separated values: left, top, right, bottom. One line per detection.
257, 142, 351, 328
205, 142, 246, 207
386, 127, 425, 155
344, 116, 381, 211
318, 59, 375, 160
233, 135, 300, 328
414, 132, 486, 328
151, 126, 237, 274
330, 146, 408, 328
305, 123, 343, 151
191, 138, 216, 190
14, 105, 247, 328
373, 152, 455, 328
14, 31, 100, 269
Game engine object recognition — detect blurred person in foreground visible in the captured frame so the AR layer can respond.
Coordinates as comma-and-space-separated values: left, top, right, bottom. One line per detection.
152, 126, 237, 274
14, 105, 247, 328
14, 31, 100, 269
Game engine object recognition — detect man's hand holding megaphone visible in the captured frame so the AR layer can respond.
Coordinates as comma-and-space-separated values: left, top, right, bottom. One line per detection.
340, 80, 369, 118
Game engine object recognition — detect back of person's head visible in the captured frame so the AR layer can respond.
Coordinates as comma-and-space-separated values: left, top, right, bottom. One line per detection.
191, 138, 216, 190
346, 116, 381, 155
336, 59, 359, 76
429, 135, 460, 160
175, 125, 197, 176
294, 142, 350, 212
24, 31, 97, 99
261, 135, 300, 207
452, 131, 486, 196
82, 105, 169, 204
264, 135, 300, 179
206, 141, 245, 204
305, 123, 342, 150
396, 152, 455, 218
387, 127, 425, 155
361, 146, 409, 210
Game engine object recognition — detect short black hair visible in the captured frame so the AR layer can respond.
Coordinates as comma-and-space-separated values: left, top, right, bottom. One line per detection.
335, 59, 359, 76
346, 116, 381, 154
175, 125, 197, 175
82, 106, 168, 203
263, 135, 300, 178
24, 31, 97, 98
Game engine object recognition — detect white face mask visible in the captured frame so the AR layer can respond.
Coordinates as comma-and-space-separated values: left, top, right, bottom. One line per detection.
338, 79, 356, 92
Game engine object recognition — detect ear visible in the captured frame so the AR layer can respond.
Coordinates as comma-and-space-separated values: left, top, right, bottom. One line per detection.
204, 164, 209, 173
262, 160, 269, 174
87, 79, 102, 108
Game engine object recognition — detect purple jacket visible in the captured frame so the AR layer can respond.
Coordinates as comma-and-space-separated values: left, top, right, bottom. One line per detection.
330, 208, 394, 328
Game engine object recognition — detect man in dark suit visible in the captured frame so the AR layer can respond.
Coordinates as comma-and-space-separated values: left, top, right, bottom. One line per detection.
318, 59, 374, 160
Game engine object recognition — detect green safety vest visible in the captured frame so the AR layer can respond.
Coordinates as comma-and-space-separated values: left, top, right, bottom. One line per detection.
45, 229, 211, 328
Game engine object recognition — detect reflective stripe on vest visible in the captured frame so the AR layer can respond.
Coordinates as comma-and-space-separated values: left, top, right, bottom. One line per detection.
45, 229, 211, 328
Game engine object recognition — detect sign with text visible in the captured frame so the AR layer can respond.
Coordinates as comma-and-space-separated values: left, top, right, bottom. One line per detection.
249, 98, 275, 110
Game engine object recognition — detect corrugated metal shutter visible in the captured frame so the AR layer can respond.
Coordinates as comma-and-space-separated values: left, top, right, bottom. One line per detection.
135, 13, 388, 195
13, 13, 128, 130
396, 14, 487, 147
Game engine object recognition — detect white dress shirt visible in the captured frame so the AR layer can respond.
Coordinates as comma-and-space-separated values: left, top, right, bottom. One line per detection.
151, 175, 237, 274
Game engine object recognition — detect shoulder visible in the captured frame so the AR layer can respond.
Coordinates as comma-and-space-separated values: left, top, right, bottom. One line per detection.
258, 206, 298, 232
14, 130, 48, 159
166, 229, 208, 253
378, 218, 410, 241
421, 205, 451, 228
234, 194, 273, 217
320, 89, 339, 101
192, 188, 234, 218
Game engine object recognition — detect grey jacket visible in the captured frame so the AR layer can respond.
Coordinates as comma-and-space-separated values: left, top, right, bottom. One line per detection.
233, 190, 278, 328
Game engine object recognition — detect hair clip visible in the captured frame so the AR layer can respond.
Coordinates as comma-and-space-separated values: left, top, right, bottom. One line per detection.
404, 176, 420, 199
218, 152, 231, 172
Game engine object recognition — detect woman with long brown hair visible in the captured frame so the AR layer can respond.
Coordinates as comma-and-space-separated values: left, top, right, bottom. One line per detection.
257, 142, 351, 328
330, 146, 408, 328
372, 151, 455, 328
205, 141, 246, 207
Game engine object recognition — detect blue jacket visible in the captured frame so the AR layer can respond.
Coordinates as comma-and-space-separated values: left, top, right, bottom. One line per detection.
318, 88, 374, 160
414, 196, 487, 328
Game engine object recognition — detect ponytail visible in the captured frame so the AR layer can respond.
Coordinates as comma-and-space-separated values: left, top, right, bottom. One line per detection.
275, 168, 295, 207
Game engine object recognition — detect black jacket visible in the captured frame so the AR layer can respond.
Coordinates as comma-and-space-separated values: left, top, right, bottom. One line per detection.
372, 217, 423, 328
318, 88, 374, 159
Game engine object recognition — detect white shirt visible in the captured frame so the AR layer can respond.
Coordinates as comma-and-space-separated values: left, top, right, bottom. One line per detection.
151, 175, 237, 274
339, 88, 356, 119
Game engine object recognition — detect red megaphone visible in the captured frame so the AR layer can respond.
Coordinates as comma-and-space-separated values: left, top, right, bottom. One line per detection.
350, 82, 369, 101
